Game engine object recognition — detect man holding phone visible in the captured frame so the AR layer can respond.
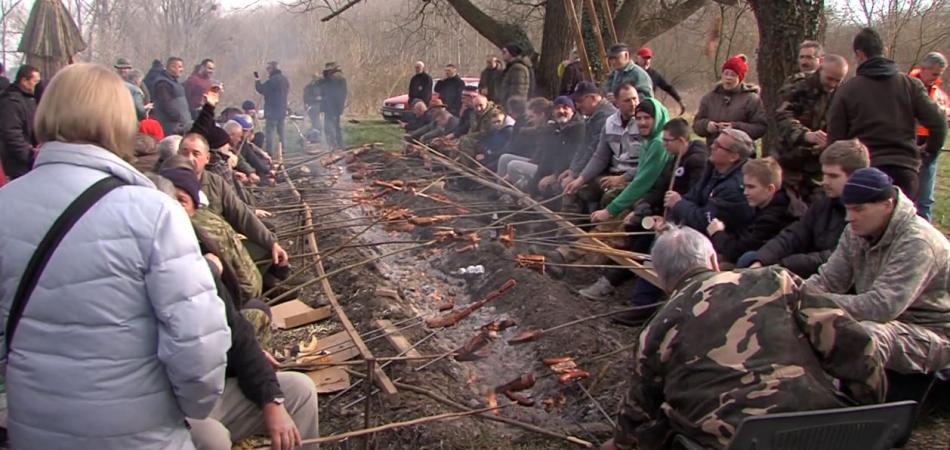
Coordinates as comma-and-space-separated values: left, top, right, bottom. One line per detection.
254, 61, 290, 157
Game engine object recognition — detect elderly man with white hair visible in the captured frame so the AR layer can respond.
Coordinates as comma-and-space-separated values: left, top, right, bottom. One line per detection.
408, 60, 433, 107
601, 226, 885, 450
911, 51, 950, 220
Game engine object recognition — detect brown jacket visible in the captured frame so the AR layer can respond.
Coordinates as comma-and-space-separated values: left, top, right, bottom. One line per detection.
693, 82, 767, 146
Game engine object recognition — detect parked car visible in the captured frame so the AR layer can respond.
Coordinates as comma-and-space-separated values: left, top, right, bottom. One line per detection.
380, 77, 479, 122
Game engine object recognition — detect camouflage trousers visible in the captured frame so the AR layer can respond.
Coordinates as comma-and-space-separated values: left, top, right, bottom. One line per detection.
242, 308, 273, 351
862, 320, 950, 374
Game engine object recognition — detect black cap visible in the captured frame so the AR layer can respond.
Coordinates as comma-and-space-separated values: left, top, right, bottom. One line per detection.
607, 43, 630, 57
573, 81, 600, 98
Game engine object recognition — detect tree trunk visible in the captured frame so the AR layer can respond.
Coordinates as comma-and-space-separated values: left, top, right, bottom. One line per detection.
613, 0, 715, 47
537, 0, 580, 97
749, 0, 824, 155
444, 0, 530, 50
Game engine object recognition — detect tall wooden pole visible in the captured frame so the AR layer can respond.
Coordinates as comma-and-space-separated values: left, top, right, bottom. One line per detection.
600, 0, 619, 44
583, 0, 609, 80
563, 0, 593, 81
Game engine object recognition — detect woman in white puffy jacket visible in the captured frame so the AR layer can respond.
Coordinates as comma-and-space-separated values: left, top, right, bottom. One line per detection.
0, 63, 231, 450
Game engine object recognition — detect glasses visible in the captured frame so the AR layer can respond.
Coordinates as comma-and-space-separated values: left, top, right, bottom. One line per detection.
662, 137, 679, 144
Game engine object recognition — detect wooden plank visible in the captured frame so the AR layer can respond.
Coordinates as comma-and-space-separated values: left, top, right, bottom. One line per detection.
306, 367, 351, 393
272, 300, 332, 329
373, 319, 423, 366
283, 164, 399, 396
316, 330, 362, 363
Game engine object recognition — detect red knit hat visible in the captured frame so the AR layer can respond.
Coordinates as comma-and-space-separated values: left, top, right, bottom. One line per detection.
139, 118, 165, 141
722, 54, 749, 82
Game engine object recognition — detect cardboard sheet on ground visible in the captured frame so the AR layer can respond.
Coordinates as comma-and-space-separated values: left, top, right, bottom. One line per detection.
315, 330, 362, 363
306, 367, 350, 393
272, 299, 332, 329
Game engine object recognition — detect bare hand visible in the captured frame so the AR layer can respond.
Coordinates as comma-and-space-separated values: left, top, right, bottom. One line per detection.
557, 170, 572, 182
749, 261, 763, 269
272, 243, 289, 266
590, 209, 612, 223
599, 175, 626, 190
564, 178, 584, 195
234, 171, 248, 182
475, 153, 485, 161
707, 218, 725, 235
560, 175, 575, 190
706, 121, 720, 133
263, 403, 302, 450
263, 350, 280, 369
255, 209, 273, 218
203, 90, 219, 107
663, 191, 682, 209
623, 211, 638, 226
600, 438, 619, 450
250, 173, 261, 184
538, 174, 557, 191
204, 253, 223, 275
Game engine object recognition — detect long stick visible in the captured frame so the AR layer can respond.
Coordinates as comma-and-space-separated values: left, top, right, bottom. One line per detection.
599, 0, 618, 44
253, 406, 507, 448
575, 380, 616, 428
662, 151, 684, 218
584, 0, 609, 79
563, 0, 594, 82
392, 381, 594, 448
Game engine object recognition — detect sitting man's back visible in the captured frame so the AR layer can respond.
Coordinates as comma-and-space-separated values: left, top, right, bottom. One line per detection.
607, 227, 885, 450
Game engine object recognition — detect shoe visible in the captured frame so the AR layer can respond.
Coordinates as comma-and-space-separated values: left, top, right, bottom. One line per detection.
578, 276, 615, 301
610, 306, 659, 327
540, 250, 565, 279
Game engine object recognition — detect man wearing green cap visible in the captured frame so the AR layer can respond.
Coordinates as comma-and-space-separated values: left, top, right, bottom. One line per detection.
115, 57, 146, 120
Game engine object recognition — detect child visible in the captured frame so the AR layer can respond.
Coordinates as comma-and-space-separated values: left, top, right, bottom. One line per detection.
708, 157, 796, 265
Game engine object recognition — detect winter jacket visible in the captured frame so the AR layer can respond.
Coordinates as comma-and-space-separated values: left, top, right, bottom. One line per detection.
827, 57, 948, 170
500, 113, 537, 158
152, 70, 192, 136
411, 116, 459, 143
605, 98, 673, 216
0, 75, 9, 92
580, 110, 643, 182
569, 99, 617, 175
637, 140, 709, 215
255, 69, 290, 120
499, 56, 533, 108
670, 160, 755, 233
710, 189, 796, 263
604, 61, 653, 100
532, 114, 586, 189
775, 71, 835, 187
755, 193, 846, 278
0, 142, 231, 450
320, 71, 347, 117
303, 79, 321, 109
201, 170, 277, 249
910, 67, 950, 138
184, 72, 213, 111
693, 82, 768, 146
452, 107, 475, 137
0, 83, 38, 179
478, 66, 504, 103
806, 189, 950, 337
409, 72, 433, 106
435, 75, 466, 116
645, 66, 682, 103
143, 60, 164, 94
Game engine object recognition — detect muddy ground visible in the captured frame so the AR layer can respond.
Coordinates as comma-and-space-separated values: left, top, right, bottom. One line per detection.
258, 143, 949, 450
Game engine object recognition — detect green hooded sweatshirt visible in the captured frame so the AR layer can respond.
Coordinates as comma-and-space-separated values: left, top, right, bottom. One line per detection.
605, 97, 672, 216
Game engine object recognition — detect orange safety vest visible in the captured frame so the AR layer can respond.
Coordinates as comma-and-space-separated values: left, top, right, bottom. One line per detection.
910, 67, 950, 137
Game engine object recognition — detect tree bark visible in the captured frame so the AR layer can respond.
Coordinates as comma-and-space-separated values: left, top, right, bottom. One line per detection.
444, 0, 530, 50
536, 0, 582, 97
748, 0, 824, 155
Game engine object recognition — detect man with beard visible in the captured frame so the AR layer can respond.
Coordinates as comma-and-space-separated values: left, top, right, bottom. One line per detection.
532, 96, 586, 198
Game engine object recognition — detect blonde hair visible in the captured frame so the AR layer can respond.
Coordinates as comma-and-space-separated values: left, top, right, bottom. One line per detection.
742, 157, 783, 187
34, 63, 138, 161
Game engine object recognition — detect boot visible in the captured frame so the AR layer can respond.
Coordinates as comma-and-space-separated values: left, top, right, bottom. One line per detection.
578, 276, 615, 301
610, 304, 660, 327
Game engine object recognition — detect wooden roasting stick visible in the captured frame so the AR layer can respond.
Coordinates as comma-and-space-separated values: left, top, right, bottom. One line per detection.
281, 164, 398, 395
418, 143, 660, 286
251, 406, 509, 448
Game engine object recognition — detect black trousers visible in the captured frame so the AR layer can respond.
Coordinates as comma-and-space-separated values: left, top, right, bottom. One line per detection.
877, 164, 919, 200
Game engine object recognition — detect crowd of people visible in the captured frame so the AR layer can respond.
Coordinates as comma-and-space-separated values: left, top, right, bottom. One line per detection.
0, 54, 350, 448
0, 24, 948, 450
397, 29, 950, 450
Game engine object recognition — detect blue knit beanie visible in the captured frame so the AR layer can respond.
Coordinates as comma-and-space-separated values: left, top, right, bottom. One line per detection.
841, 168, 894, 205
553, 96, 575, 110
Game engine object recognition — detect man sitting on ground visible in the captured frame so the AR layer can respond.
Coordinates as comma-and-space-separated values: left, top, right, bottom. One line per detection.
664, 128, 755, 235
746, 139, 869, 276
532, 96, 586, 197
805, 167, 950, 374
559, 82, 617, 197
495, 97, 552, 190
154, 169, 320, 450
400, 100, 430, 133
708, 157, 795, 266
601, 227, 885, 450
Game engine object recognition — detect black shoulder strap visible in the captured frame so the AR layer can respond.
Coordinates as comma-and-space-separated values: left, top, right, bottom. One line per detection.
5, 176, 126, 353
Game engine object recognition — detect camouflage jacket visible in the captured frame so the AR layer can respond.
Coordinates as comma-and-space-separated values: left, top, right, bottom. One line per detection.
192, 208, 263, 304
806, 189, 950, 337
614, 267, 885, 450
775, 71, 833, 178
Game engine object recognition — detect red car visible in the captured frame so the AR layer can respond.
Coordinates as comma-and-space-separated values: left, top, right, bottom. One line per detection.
380, 76, 480, 121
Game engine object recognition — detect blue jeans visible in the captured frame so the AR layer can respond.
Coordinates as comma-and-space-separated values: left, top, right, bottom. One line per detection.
736, 251, 759, 268
264, 117, 286, 156
916, 150, 940, 221
632, 278, 663, 306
